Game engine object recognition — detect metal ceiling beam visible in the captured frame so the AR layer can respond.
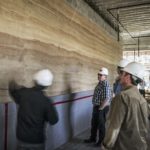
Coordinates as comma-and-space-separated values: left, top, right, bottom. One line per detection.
107, 3, 150, 46
117, 12, 120, 41
85, 0, 150, 51
138, 38, 140, 57
133, 35, 150, 38
123, 44, 137, 46
108, 2, 150, 11
107, 9, 137, 43
84, 0, 118, 32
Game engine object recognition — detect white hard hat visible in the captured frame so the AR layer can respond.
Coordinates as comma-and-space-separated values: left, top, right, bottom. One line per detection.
33, 69, 53, 86
118, 59, 129, 68
99, 67, 109, 75
122, 62, 145, 80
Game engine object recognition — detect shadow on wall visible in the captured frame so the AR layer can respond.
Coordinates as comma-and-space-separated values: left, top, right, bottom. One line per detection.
64, 72, 76, 141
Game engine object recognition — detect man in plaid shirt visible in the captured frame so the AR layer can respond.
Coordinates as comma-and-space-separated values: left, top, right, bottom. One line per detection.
84, 67, 112, 147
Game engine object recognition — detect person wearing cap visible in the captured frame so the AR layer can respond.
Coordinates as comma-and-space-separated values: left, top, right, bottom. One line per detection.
84, 67, 112, 147
101, 62, 150, 150
9, 69, 58, 150
113, 59, 129, 96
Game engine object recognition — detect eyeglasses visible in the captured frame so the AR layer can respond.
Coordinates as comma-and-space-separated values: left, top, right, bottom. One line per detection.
118, 70, 124, 75
98, 74, 104, 76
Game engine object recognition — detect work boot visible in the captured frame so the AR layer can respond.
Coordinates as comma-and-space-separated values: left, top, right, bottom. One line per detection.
84, 138, 96, 143
93, 141, 101, 147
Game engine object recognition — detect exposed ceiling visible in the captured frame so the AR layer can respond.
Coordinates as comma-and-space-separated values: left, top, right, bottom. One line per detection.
84, 0, 150, 52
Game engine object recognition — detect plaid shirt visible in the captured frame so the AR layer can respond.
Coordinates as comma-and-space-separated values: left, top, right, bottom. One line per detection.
92, 80, 112, 106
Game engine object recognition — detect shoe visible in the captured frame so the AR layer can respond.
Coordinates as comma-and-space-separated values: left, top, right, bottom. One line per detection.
93, 142, 101, 147
84, 138, 96, 143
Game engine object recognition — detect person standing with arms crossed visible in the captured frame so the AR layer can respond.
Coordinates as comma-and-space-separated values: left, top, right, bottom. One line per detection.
9, 69, 58, 150
84, 67, 112, 147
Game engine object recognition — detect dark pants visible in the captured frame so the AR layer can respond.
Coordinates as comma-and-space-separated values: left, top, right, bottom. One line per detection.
17, 141, 45, 150
139, 89, 145, 98
90, 105, 109, 143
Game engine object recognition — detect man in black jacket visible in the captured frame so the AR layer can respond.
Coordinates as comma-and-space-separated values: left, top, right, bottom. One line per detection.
9, 69, 58, 150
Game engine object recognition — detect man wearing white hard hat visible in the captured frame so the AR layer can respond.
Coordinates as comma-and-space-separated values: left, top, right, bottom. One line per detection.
84, 67, 112, 147
101, 62, 150, 150
9, 69, 58, 150
113, 59, 129, 95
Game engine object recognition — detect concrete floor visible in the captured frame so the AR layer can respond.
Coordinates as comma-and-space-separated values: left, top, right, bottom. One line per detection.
56, 129, 150, 150
55, 129, 101, 150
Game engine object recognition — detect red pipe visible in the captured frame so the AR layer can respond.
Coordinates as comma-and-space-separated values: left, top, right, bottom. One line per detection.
3, 94, 93, 150
53, 95, 93, 105
4, 103, 8, 150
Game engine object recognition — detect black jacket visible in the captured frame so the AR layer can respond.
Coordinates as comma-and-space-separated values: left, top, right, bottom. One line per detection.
9, 81, 58, 144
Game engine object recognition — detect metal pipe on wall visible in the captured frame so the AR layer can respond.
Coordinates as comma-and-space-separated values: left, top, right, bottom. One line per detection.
4, 103, 8, 150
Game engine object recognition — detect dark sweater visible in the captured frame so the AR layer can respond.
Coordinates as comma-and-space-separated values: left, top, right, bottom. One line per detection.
9, 82, 58, 144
